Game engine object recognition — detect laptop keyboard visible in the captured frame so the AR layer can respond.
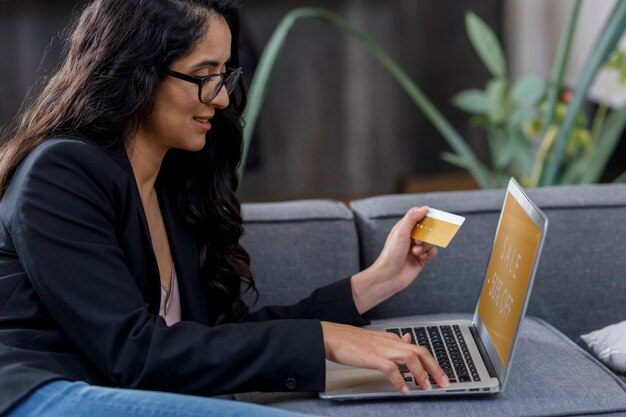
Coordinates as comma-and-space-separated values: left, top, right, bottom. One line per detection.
385, 325, 481, 386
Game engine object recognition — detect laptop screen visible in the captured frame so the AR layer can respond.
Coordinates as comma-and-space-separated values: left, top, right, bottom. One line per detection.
476, 188, 542, 366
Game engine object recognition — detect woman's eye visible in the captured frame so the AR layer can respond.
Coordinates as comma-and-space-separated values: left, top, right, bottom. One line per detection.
194, 70, 215, 77
197, 72, 224, 78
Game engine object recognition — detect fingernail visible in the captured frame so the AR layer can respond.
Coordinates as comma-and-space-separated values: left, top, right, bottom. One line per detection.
401, 385, 410, 395
422, 378, 432, 390
440, 375, 449, 387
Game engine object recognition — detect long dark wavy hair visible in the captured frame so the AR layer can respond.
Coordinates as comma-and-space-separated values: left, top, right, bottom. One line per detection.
0, 0, 255, 324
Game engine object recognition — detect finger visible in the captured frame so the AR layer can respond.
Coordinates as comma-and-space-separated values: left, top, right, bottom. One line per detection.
374, 358, 410, 395
413, 239, 434, 250
414, 345, 449, 388
379, 331, 413, 345
419, 246, 438, 261
380, 331, 403, 341
376, 331, 412, 347
399, 206, 428, 234
411, 206, 429, 224
405, 353, 431, 390
420, 243, 435, 253
417, 245, 437, 258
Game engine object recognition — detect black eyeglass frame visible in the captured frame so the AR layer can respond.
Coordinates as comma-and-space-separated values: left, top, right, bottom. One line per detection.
163, 67, 243, 104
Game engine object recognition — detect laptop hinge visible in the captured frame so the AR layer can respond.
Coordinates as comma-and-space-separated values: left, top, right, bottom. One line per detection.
470, 325, 498, 379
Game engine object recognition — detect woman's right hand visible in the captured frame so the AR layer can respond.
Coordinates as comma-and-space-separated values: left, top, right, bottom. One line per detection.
321, 321, 449, 394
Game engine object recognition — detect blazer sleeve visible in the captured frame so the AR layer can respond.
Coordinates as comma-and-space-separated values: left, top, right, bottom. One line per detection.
241, 278, 370, 326
6, 140, 326, 395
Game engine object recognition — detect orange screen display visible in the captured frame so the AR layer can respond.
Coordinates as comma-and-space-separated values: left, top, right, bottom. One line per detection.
477, 192, 541, 365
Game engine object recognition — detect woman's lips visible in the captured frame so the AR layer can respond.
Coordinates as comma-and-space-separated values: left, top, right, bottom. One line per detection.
193, 116, 212, 131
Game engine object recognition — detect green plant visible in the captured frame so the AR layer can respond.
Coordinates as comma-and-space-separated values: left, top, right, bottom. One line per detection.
239, 7, 492, 187
239, 2, 626, 189
451, 4, 626, 187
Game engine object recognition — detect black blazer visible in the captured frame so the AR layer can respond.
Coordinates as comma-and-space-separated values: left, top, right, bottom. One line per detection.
0, 138, 366, 416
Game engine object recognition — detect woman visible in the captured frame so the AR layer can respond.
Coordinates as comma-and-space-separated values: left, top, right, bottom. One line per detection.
0, 0, 448, 416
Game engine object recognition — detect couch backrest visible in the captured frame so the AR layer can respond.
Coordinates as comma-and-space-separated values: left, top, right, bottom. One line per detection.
240, 199, 361, 308
350, 184, 626, 341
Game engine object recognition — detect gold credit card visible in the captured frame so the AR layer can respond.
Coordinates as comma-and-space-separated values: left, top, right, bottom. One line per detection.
410, 208, 465, 248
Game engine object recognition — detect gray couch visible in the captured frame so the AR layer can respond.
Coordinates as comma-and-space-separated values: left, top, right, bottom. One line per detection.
236, 184, 626, 417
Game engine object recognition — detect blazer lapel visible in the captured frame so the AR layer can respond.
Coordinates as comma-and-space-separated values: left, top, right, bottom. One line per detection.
108, 140, 162, 313
156, 181, 209, 324
109, 140, 208, 323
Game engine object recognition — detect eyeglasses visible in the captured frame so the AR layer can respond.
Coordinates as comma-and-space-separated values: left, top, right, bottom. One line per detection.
164, 67, 243, 104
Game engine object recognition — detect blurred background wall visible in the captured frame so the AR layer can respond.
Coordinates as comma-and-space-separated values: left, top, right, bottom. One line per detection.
0, 0, 623, 202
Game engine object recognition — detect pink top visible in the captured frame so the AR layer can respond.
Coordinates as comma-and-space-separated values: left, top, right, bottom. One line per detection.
159, 265, 181, 326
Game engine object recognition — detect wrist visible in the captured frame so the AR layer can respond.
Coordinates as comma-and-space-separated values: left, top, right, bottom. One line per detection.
320, 321, 338, 361
351, 264, 397, 315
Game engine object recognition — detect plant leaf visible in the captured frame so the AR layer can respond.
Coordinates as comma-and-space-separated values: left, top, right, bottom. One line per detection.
240, 8, 310, 181
540, 0, 626, 185
441, 152, 496, 187
486, 78, 509, 123
465, 11, 507, 78
494, 139, 514, 169
540, 0, 582, 153
508, 107, 533, 126
580, 104, 626, 184
441, 152, 472, 169
613, 171, 626, 183
241, 7, 494, 188
511, 74, 545, 105
510, 128, 535, 178
487, 128, 513, 169
560, 158, 587, 184
486, 78, 508, 103
441, 152, 486, 171
452, 89, 494, 114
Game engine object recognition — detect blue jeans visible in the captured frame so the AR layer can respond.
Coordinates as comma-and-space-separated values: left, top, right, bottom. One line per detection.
7, 380, 318, 417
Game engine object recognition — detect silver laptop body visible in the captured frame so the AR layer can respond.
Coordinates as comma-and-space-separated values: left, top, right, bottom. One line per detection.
321, 178, 548, 400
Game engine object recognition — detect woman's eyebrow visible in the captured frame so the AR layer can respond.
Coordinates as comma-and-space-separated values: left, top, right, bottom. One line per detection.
191, 58, 231, 70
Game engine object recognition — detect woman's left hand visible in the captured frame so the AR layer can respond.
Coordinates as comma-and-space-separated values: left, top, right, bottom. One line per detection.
351, 206, 438, 315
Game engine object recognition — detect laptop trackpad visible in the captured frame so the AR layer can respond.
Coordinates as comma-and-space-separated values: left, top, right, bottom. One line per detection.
325, 365, 396, 394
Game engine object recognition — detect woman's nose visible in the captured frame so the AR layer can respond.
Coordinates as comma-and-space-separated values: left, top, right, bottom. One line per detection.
209, 85, 230, 109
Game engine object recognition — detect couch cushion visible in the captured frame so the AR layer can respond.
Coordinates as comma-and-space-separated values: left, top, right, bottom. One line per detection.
349, 184, 626, 341
234, 314, 626, 417
241, 200, 360, 309
582, 320, 626, 376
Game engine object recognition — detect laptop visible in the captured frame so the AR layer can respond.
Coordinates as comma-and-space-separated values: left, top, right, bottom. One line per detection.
321, 177, 548, 399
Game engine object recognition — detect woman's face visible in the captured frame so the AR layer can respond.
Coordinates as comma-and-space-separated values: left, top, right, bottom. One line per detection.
138, 13, 232, 154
